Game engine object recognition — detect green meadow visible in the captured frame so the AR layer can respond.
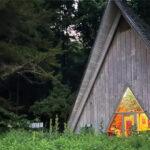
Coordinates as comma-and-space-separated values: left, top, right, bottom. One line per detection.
0, 130, 149, 150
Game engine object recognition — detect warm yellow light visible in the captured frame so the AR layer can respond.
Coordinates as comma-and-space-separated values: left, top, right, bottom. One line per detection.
108, 87, 150, 136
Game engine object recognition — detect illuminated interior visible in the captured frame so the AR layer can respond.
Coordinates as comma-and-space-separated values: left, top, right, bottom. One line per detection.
107, 88, 150, 136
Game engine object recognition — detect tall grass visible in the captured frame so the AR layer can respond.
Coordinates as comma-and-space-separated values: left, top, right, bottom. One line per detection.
0, 130, 149, 150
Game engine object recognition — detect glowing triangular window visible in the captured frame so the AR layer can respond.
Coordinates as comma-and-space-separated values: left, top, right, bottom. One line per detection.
107, 87, 150, 136
116, 88, 143, 113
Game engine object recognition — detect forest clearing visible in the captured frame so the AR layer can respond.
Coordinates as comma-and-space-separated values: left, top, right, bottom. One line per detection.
0, 0, 150, 149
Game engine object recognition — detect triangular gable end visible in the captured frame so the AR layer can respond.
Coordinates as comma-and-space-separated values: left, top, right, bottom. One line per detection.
68, 0, 150, 131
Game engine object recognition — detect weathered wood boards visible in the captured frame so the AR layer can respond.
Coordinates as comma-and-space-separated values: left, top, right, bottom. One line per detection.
68, 0, 150, 132
76, 18, 150, 132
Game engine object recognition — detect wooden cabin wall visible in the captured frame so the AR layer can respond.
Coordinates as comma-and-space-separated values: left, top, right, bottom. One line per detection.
76, 18, 150, 132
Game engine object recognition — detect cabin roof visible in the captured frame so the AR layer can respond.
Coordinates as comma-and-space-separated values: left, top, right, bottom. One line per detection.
115, 0, 150, 47
68, 0, 150, 131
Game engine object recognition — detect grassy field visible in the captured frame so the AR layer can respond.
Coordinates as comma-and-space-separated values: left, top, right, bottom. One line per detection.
0, 130, 150, 150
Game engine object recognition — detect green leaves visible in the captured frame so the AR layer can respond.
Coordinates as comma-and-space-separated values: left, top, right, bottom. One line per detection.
75, 0, 106, 49
30, 80, 73, 120
0, 130, 150, 150
0, 0, 149, 132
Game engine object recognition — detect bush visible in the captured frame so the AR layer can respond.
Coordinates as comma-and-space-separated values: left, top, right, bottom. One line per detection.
0, 107, 30, 132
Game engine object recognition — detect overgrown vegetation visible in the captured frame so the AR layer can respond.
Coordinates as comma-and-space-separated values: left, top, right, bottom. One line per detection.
0, 130, 149, 150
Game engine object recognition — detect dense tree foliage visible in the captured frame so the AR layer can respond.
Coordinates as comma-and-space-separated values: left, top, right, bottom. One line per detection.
75, 0, 106, 49
0, 0, 149, 130
0, 0, 77, 128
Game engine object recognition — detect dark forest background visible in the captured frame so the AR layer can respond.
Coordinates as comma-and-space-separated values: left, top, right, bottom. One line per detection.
0, 0, 149, 131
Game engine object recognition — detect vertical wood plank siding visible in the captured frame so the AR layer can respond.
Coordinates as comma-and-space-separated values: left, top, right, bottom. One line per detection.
68, 2, 120, 129
76, 18, 150, 132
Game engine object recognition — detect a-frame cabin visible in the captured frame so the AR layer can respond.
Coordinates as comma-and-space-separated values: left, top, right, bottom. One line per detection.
68, 0, 150, 136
